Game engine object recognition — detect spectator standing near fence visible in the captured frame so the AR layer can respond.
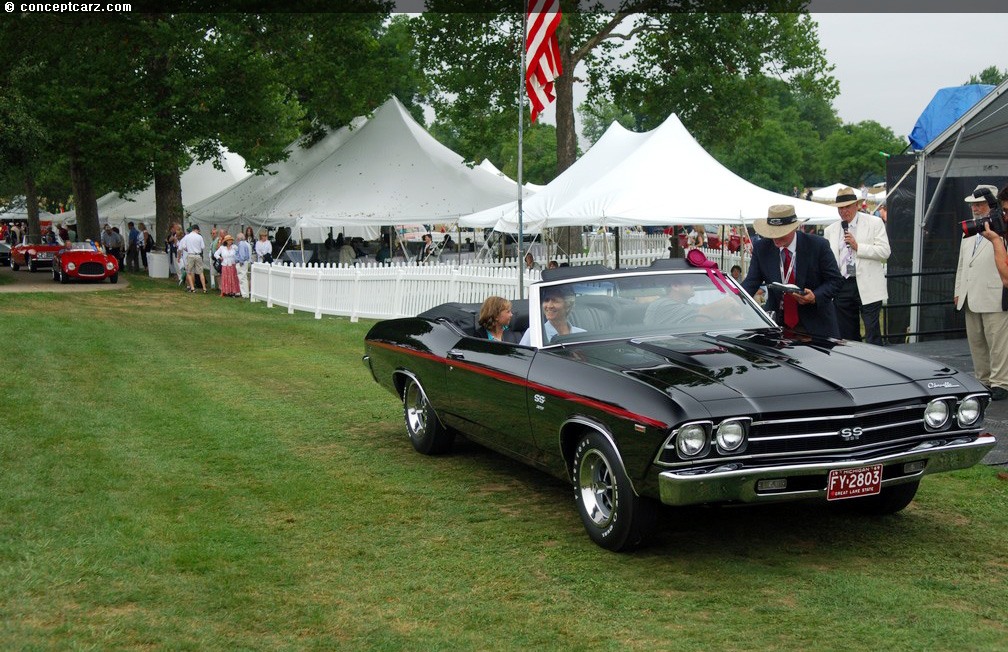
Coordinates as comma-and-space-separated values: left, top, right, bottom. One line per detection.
255, 230, 273, 263
178, 224, 207, 293
107, 227, 124, 268
126, 222, 140, 272
214, 235, 241, 297
687, 225, 707, 248
138, 223, 153, 271
234, 232, 252, 298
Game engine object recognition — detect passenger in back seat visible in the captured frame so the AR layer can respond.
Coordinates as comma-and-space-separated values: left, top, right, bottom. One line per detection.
475, 296, 522, 343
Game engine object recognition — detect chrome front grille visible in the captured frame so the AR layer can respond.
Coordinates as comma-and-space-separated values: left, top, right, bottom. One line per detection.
656, 401, 984, 467
746, 405, 927, 457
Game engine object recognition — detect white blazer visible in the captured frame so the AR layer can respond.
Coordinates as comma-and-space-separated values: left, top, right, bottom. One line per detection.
823, 212, 891, 305
954, 235, 1005, 313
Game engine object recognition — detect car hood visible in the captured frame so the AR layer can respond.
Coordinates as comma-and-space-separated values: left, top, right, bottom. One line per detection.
570, 331, 973, 405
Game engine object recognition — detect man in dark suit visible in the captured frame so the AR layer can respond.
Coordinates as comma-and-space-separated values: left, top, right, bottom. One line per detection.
742, 204, 842, 338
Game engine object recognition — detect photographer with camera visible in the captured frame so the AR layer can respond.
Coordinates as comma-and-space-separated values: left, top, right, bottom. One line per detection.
954, 184, 1008, 400
978, 185, 1008, 288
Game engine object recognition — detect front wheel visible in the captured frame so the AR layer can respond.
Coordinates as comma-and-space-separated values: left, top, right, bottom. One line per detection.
10, 258, 18, 271
572, 431, 656, 552
109, 273, 118, 284
845, 480, 919, 516
402, 377, 453, 455
27, 257, 36, 272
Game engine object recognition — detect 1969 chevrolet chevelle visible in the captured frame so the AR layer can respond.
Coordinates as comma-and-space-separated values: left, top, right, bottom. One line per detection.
363, 259, 996, 551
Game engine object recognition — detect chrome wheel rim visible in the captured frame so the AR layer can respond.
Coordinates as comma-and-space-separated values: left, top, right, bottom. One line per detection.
404, 381, 428, 439
578, 448, 615, 527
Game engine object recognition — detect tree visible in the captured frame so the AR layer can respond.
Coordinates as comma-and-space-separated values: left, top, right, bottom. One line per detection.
0, 59, 49, 241
413, 3, 836, 179
817, 121, 904, 187
967, 66, 1008, 86
578, 99, 637, 146
0, 16, 155, 241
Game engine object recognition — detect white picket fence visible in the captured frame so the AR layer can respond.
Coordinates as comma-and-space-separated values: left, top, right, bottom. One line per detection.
250, 244, 749, 321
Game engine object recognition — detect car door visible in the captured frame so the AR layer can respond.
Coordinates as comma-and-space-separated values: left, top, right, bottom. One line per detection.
438, 336, 538, 461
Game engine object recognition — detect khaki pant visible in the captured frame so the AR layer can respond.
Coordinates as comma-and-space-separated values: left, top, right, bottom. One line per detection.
236, 261, 249, 298
964, 304, 1008, 389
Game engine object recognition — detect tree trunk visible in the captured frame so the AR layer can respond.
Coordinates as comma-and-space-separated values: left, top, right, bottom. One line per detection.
24, 175, 40, 242
554, 18, 577, 175
69, 153, 100, 241
154, 166, 183, 243
548, 19, 580, 261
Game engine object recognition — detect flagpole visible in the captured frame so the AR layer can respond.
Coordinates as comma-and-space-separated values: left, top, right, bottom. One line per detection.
517, 6, 527, 301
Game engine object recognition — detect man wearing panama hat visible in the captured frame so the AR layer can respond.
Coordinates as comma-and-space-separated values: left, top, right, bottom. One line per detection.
824, 186, 891, 345
742, 204, 842, 338
955, 184, 1008, 400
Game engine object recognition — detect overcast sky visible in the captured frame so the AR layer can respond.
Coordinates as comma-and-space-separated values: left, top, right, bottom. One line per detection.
813, 13, 1008, 138
543, 12, 1007, 146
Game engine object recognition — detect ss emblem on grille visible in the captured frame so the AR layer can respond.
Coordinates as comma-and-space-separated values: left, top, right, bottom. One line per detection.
839, 426, 863, 441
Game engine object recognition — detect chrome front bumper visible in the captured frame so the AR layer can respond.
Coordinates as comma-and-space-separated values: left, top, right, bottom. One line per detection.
658, 434, 996, 506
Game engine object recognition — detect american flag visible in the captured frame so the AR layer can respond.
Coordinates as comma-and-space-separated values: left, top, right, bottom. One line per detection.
525, 0, 562, 123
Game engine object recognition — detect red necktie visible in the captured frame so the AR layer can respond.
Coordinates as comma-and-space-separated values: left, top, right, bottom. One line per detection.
781, 248, 798, 328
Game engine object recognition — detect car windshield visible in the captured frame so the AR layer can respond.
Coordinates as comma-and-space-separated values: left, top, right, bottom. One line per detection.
68, 242, 100, 252
531, 270, 770, 346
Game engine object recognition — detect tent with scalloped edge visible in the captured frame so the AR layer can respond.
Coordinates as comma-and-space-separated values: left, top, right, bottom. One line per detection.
238, 97, 526, 230
461, 112, 839, 233
460, 121, 653, 233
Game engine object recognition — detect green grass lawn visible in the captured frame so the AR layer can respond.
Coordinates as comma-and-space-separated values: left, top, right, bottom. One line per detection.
1, 276, 1006, 651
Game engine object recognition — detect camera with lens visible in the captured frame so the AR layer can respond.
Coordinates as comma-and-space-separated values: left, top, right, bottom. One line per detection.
961, 187, 1006, 237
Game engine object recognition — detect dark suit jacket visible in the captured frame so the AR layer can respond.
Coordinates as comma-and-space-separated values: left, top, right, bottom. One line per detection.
474, 326, 522, 344
742, 230, 842, 338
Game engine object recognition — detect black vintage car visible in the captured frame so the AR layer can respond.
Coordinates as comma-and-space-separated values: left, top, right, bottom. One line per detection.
363, 260, 996, 551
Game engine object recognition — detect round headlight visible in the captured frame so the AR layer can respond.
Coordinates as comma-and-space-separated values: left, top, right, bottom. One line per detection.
716, 420, 747, 452
676, 423, 709, 458
106, 262, 114, 270
957, 397, 981, 426
67, 262, 76, 271
924, 399, 950, 430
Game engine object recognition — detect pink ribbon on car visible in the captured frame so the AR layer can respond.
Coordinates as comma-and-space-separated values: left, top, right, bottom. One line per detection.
686, 248, 738, 294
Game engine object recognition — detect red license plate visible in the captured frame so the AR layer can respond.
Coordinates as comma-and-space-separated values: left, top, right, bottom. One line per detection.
826, 464, 882, 501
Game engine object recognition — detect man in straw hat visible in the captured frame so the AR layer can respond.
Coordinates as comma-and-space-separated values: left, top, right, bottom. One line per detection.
742, 204, 842, 338
824, 186, 891, 345
955, 184, 1008, 400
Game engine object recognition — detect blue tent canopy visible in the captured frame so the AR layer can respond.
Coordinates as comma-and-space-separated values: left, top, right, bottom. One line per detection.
909, 84, 994, 150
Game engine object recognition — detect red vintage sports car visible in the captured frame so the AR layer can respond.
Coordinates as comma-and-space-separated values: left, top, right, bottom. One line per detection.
52, 241, 119, 284
10, 236, 63, 272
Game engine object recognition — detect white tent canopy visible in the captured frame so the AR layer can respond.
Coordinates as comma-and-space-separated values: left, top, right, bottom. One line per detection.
63, 152, 249, 228
461, 121, 651, 233
809, 182, 851, 203
187, 121, 364, 232
478, 158, 543, 193
463, 113, 839, 233
285, 97, 524, 229
188, 97, 525, 241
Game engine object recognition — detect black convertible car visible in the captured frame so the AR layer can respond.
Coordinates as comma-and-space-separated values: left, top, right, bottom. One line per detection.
363, 260, 996, 551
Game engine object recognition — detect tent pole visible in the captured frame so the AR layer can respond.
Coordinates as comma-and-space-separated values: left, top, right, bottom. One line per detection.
517, 7, 527, 300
